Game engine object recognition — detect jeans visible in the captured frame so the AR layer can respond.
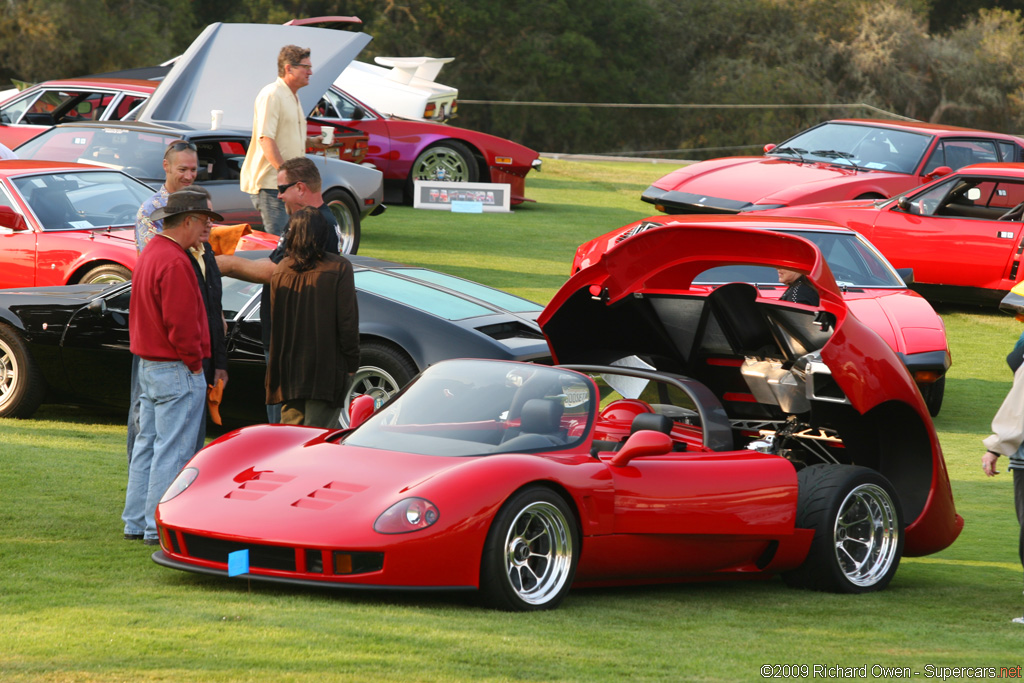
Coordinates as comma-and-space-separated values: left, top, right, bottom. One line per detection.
263, 346, 282, 423
122, 360, 206, 541
128, 355, 207, 464
251, 189, 288, 237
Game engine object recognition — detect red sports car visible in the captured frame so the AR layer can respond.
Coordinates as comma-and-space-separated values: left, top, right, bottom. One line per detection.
152, 225, 961, 610
0, 159, 274, 288
642, 119, 1024, 215
757, 162, 1024, 305
572, 214, 951, 415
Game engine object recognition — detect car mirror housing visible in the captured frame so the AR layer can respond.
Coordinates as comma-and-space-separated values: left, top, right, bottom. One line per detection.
896, 196, 912, 212
924, 165, 952, 181
348, 394, 376, 429
609, 430, 673, 467
0, 206, 28, 231
763, 143, 776, 154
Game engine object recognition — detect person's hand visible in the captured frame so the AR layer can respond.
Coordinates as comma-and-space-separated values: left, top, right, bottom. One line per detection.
983, 451, 1000, 476
215, 368, 229, 389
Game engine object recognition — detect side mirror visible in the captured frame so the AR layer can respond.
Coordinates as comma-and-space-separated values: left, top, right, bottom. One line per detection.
0, 206, 28, 231
347, 394, 376, 429
86, 299, 108, 315
896, 196, 912, 212
609, 430, 673, 467
896, 267, 914, 285
763, 143, 776, 154
924, 165, 952, 181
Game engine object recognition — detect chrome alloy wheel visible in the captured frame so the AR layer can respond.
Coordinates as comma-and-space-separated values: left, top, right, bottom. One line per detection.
833, 483, 900, 587
502, 501, 574, 606
0, 336, 16, 406
341, 365, 402, 427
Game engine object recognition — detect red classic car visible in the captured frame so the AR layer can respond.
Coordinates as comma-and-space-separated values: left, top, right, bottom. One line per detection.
151, 226, 961, 610
757, 162, 1024, 305
642, 119, 1024, 215
571, 214, 951, 415
0, 77, 152, 149
0, 159, 274, 288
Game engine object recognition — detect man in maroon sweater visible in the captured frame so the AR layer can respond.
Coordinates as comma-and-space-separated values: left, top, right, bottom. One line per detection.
122, 189, 223, 546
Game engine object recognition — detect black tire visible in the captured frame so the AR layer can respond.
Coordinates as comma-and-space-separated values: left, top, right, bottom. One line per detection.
0, 323, 46, 419
340, 341, 418, 427
409, 140, 479, 187
322, 189, 361, 255
920, 376, 945, 417
783, 464, 903, 593
479, 487, 579, 611
79, 264, 131, 285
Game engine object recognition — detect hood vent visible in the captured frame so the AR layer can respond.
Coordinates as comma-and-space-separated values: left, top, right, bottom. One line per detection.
476, 320, 545, 341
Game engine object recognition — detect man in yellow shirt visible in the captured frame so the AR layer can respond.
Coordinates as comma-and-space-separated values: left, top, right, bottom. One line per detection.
240, 44, 318, 237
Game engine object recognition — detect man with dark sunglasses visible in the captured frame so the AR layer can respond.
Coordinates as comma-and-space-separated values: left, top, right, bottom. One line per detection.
240, 44, 326, 237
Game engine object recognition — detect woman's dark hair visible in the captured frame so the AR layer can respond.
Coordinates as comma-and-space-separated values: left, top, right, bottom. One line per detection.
284, 206, 331, 272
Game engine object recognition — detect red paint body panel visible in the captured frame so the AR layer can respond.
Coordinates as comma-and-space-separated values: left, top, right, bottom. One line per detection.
760, 162, 1024, 303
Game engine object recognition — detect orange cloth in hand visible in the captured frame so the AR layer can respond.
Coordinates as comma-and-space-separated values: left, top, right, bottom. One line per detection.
208, 224, 252, 256
207, 378, 225, 425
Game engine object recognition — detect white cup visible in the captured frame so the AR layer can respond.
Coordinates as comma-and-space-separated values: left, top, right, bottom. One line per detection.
211, 109, 223, 130
321, 127, 335, 146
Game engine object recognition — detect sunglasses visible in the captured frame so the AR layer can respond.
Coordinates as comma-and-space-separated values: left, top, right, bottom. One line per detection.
277, 180, 300, 194
167, 141, 198, 153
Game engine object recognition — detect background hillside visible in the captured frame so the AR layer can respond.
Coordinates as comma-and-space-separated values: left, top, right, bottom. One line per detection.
4, 0, 1024, 156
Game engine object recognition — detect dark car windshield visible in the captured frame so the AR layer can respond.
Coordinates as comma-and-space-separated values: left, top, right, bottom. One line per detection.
769, 122, 932, 175
12, 170, 154, 230
342, 359, 594, 456
16, 126, 181, 180
696, 230, 906, 289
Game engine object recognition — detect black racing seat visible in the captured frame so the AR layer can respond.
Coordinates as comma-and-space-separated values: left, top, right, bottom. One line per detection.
499, 398, 565, 451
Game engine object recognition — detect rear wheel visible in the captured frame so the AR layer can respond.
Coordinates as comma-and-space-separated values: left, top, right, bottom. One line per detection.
480, 487, 579, 611
783, 464, 903, 593
322, 189, 360, 255
79, 264, 131, 285
0, 323, 46, 419
340, 342, 417, 427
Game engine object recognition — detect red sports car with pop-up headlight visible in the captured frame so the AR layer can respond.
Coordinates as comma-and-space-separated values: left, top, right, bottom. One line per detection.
152, 224, 961, 610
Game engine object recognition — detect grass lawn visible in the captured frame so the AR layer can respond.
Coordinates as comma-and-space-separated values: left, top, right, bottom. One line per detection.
3, 159, 1023, 681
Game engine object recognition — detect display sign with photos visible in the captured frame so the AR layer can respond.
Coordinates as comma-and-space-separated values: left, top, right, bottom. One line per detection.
413, 181, 511, 212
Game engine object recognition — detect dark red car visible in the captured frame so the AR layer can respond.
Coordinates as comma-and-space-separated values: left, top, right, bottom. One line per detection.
642, 119, 1024, 215
757, 162, 1024, 305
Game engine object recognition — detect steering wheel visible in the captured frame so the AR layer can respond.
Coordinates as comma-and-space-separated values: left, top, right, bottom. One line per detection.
108, 204, 138, 223
998, 201, 1024, 221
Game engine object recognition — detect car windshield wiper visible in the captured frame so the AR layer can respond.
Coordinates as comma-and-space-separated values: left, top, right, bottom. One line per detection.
770, 146, 807, 161
810, 149, 861, 168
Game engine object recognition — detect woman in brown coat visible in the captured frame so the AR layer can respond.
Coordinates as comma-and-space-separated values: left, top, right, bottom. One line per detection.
265, 206, 359, 427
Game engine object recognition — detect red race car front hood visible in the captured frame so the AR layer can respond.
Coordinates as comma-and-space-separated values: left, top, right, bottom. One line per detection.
653, 156, 899, 207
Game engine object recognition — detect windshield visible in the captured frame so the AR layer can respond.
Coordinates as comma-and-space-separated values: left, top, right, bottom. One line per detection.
343, 359, 594, 456
696, 230, 905, 289
16, 126, 182, 180
12, 170, 154, 230
769, 122, 931, 175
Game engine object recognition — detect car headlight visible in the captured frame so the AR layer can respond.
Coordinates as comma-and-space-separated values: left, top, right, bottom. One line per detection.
160, 467, 198, 503
374, 498, 440, 534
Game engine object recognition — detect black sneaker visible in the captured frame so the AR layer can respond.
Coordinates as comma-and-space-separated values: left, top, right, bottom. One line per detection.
124, 533, 143, 541
142, 538, 160, 546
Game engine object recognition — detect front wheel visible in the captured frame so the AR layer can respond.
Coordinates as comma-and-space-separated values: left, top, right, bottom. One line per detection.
409, 141, 479, 185
0, 323, 46, 418
783, 464, 903, 593
479, 487, 579, 611
322, 189, 360, 255
920, 376, 945, 417
79, 264, 131, 285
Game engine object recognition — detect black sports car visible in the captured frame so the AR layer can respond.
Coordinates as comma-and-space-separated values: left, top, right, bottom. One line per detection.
0, 254, 550, 423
